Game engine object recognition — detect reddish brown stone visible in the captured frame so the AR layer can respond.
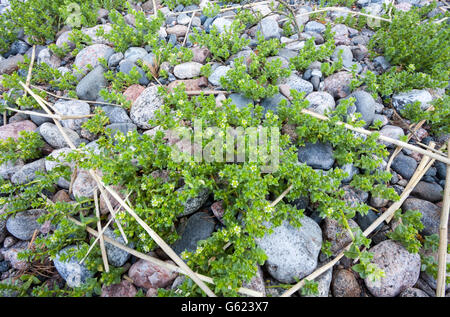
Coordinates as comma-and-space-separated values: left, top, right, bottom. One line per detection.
123, 84, 146, 103
167, 77, 208, 92
101, 280, 137, 297
53, 190, 71, 203
166, 25, 188, 37
332, 269, 361, 297
2, 242, 30, 270
99, 185, 125, 215
145, 288, 158, 297
191, 47, 210, 64
0, 120, 37, 141
211, 201, 225, 223
128, 259, 178, 289
323, 71, 353, 98
0, 54, 24, 75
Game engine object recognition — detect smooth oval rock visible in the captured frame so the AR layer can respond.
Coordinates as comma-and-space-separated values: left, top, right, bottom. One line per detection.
104, 227, 134, 267
343, 90, 376, 127
173, 62, 202, 79
38, 122, 82, 149
402, 198, 445, 237
128, 259, 178, 289
297, 142, 335, 170
364, 240, 421, 297
305, 91, 335, 115
392, 153, 418, 180
76, 66, 107, 101
256, 216, 322, 284
6, 209, 45, 240
53, 245, 95, 288
11, 158, 46, 185
410, 181, 443, 203
74, 44, 114, 73
332, 269, 361, 297
0, 120, 37, 141
172, 211, 216, 256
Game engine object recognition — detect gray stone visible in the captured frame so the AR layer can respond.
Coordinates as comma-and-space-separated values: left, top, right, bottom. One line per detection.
256, 216, 322, 283
435, 161, 447, 180
118, 60, 149, 86
108, 52, 124, 68
208, 65, 230, 87
177, 13, 191, 25
130, 86, 164, 129
298, 142, 335, 170
305, 21, 326, 33
212, 17, 233, 33
261, 93, 290, 115
411, 181, 443, 203
392, 89, 432, 112
355, 209, 382, 231
105, 123, 137, 137
124, 47, 148, 63
365, 240, 421, 297
6, 209, 45, 240
141, 53, 156, 67
332, 45, 353, 68
53, 100, 91, 131
104, 227, 134, 267
45, 148, 74, 189
173, 62, 202, 79
305, 91, 335, 115
399, 287, 430, 297
11, 158, 46, 185
341, 163, 359, 183
392, 153, 418, 180
278, 48, 297, 60
102, 105, 132, 124
373, 114, 389, 127
257, 17, 281, 40
295, 8, 310, 25
76, 66, 107, 101
53, 245, 95, 288
331, 24, 349, 37
172, 211, 216, 256
344, 90, 376, 127
29, 109, 53, 126
229, 93, 254, 109
303, 266, 332, 297
0, 160, 24, 180
177, 187, 209, 217
402, 198, 445, 237
279, 73, 313, 94
39, 122, 82, 149
373, 56, 390, 71
379, 125, 405, 148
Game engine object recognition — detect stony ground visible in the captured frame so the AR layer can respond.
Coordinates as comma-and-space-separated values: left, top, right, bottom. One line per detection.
0, 0, 449, 297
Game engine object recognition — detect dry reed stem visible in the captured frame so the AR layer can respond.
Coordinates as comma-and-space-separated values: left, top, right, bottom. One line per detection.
94, 187, 110, 273
436, 140, 450, 297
